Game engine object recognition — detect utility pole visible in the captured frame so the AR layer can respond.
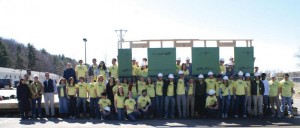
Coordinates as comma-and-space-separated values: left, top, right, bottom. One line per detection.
115, 29, 127, 49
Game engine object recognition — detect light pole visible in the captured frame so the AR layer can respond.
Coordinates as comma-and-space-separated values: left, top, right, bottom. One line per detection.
83, 38, 87, 65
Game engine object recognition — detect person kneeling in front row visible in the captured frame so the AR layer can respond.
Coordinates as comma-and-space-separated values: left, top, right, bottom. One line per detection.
125, 91, 141, 121
206, 89, 219, 118
98, 92, 111, 120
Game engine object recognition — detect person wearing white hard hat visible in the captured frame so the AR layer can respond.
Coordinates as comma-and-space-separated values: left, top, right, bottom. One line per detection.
181, 63, 190, 76
185, 57, 193, 75
155, 73, 164, 118
205, 71, 217, 96
261, 73, 270, 116
251, 72, 264, 117
98, 92, 111, 120
216, 74, 223, 118
163, 74, 176, 118
195, 74, 207, 117
219, 58, 226, 75
233, 71, 247, 118
280, 73, 295, 118
176, 70, 187, 118
206, 89, 218, 118
226, 62, 235, 77
30, 74, 43, 118
187, 77, 195, 118
221, 76, 231, 118
268, 73, 281, 118
245, 73, 252, 116
176, 58, 181, 73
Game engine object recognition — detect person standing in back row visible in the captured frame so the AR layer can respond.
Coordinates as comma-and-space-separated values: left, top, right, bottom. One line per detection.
75, 60, 88, 82
43, 72, 56, 118
185, 57, 192, 75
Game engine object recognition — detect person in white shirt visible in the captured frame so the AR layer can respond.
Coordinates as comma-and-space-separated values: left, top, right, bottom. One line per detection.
261, 73, 270, 116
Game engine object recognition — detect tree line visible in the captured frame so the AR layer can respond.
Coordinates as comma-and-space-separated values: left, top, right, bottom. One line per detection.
0, 37, 77, 76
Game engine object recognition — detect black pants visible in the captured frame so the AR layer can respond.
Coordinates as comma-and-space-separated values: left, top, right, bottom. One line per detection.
19, 100, 30, 118
68, 95, 76, 117
195, 95, 206, 116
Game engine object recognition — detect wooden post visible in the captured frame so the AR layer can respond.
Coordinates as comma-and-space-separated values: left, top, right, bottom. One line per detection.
160, 41, 163, 48
204, 40, 207, 47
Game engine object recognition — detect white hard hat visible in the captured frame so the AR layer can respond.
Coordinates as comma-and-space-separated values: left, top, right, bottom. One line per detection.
223, 76, 228, 80
132, 57, 136, 61
254, 72, 261, 77
186, 57, 190, 61
238, 71, 243, 76
228, 62, 234, 66
176, 57, 181, 61
178, 70, 184, 75
168, 74, 174, 79
245, 73, 250, 77
104, 106, 110, 112
220, 58, 225, 62
270, 73, 276, 78
33, 74, 39, 78
208, 71, 213, 76
198, 74, 204, 79
208, 89, 216, 95
158, 73, 163, 77
229, 56, 233, 59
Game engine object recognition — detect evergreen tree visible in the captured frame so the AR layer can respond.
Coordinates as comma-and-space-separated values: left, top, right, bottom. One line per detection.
0, 41, 10, 67
27, 43, 36, 70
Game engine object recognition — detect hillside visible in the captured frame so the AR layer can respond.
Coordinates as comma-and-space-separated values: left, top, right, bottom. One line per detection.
0, 37, 78, 76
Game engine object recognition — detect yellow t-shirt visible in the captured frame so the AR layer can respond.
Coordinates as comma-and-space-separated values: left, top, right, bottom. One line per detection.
95, 81, 106, 97
206, 95, 218, 108
109, 65, 118, 79
98, 98, 111, 111
228, 81, 234, 95
139, 69, 148, 77
91, 65, 98, 81
125, 98, 136, 114
75, 64, 87, 79
167, 82, 174, 96
269, 80, 280, 97
121, 83, 129, 97
176, 64, 181, 73
113, 85, 119, 95
114, 95, 126, 108
137, 81, 146, 96
256, 80, 260, 96
132, 65, 139, 76
222, 84, 231, 96
246, 80, 251, 96
99, 69, 107, 81
138, 95, 151, 109
131, 84, 138, 99
216, 81, 223, 96
76, 82, 88, 98
88, 83, 97, 98
188, 84, 194, 95
205, 78, 217, 93
183, 70, 189, 76
177, 79, 185, 95
234, 79, 247, 95
219, 65, 226, 74
280, 79, 294, 97
156, 81, 164, 96
67, 85, 76, 96
146, 84, 155, 98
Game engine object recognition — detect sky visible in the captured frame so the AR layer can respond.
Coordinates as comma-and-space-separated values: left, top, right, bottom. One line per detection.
0, 0, 299, 73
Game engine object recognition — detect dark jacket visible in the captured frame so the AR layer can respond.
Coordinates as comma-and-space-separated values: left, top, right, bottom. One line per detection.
163, 79, 177, 96
63, 68, 77, 82
17, 84, 31, 101
43, 79, 55, 93
251, 80, 265, 95
195, 80, 207, 96
57, 85, 67, 98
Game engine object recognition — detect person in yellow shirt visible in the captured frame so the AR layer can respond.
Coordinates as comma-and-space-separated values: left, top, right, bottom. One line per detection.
216, 74, 223, 118
137, 77, 146, 96
76, 77, 88, 118
109, 58, 118, 79
206, 89, 218, 118
66, 77, 76, 119
205, 71, 217, 95
146, 77, 155, 118
137, 90, 152, 118
187, 78, 195, 118
163, 74, 176, 118
114, 86, 126, 120
75, 60, 88, 82
57, 78, 68, 118
132, 58, 139, 77
268, 73, 281, 118
98, 92, 111, 120
155, 73, 164, 118
280, 73, 295, 118
88, 77, 97, 118
221, 76, 230, 118
113, 79, 121, 96
233, 71, 247, 118
228, 75, 235, 115
245, 73, 252, 116
139, 64, 148, 77
219, 58, 226, 75
181, 63, 190, 77
176, 58, 181, 73
94, 61, 108, 82
125, 91, 140, 122
177, 70, 187, 118
121, 78, 129, 97
94, 75, 106, 118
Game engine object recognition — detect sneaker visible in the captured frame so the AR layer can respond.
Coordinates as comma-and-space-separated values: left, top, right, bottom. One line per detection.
288, 114, 294, 118
234, 115, 238, 118
243, 115, 247, 118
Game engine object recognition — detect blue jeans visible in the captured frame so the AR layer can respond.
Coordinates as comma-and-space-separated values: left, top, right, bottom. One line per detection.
281, 96, 292, 115
156, 95, 163, 117
76, 97, 87, 116
164, 96, 175, 118
95, 97, 101, 118
222, 95, 230, 115
32, 97, 41, 116
176, 94, 187, 118
89, 98, 98, 117
117, 108, 124, 120
235, 95, 246, 116
59, 97, 68, 113
127, 111, 140, 122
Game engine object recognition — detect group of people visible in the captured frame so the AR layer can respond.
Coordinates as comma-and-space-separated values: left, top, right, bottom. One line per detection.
16, 57, 296, 121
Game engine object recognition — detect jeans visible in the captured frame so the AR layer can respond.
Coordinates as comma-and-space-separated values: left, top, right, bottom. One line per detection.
44, 93, 55, 116
176, 94, 187, 118
117, 108, 124, 120
155, 95, 163, 117
96, 97, 101, 118
206, 108, 218, 118
127, 111, 140, 122
76, 97, 87, 116
229, 95, 235, 115
222, 95, 230, 115
253, 95, 263, 115
100, 110, 110, 119
281, 96, 292, 115
32, 97, 41, 117
68, 95, 76, 117
89, 98, 98, 117
187, 95, 195, 117
263, 95, 270, 115
269, 96, 281, 116
235, 95, 246, 116
59, 97, 69, 113
164, 96, 175, 118
19, 100, 30, 118
150, 97, 155, 117
245, 96, 252, 115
